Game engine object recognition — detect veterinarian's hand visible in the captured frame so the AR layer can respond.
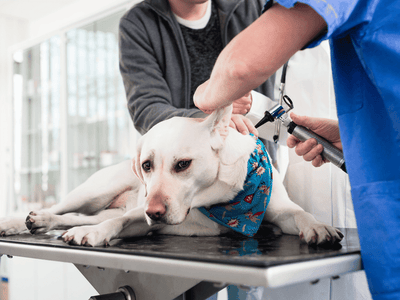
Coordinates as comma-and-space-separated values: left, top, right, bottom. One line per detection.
232, 92, 252, 115
194, 80, 221, 114
194, 80, 252, 115
230, 114, 258, 137
287, 113, 342, 168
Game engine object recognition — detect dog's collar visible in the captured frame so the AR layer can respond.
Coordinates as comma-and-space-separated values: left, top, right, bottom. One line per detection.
199, 134, 273, 237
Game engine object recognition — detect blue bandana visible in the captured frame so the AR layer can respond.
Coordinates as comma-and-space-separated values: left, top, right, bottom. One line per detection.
199, 135, 273, 237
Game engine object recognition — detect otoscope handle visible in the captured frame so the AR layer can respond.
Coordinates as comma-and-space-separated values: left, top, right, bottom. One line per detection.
287, 122, 347, 173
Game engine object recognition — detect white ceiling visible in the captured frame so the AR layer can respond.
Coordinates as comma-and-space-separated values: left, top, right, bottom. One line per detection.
0, 0, 79, 21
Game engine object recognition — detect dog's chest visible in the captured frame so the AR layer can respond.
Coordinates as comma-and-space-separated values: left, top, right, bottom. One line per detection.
199, 136, 273, 237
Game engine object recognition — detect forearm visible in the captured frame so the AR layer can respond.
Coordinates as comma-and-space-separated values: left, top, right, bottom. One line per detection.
120, 17, 207, 134
116, 207, 165, 239
121, 51, 207, 133
196, 3, 327, 110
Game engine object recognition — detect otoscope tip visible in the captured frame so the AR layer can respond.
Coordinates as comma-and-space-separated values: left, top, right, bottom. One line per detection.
254, 119, 266, 129
255, 111, 275, 128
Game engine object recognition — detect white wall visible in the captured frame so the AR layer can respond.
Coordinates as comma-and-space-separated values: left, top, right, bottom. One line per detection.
0, 16, 28, 217
28, 0, 135, 41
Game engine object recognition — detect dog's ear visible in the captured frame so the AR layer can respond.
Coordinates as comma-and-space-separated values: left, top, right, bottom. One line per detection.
131, 146, 148, 197
203, 105, 255, 165
203, 105, 233, 151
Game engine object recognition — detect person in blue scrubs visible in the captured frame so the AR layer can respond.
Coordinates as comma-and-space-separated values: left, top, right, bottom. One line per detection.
193, 1, 400, 299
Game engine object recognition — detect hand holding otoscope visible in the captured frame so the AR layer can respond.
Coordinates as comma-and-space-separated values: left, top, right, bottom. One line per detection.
254, 95, 347, 173
287, 113, 343, 169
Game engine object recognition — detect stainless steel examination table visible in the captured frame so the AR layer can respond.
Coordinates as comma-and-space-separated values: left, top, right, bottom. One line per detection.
0, 225, 362, 300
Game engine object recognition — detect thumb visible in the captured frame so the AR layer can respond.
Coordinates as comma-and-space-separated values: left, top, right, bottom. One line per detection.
290, 112, 319, 131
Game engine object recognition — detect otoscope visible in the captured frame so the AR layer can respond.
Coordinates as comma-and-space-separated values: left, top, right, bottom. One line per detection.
254, 65, 347, 173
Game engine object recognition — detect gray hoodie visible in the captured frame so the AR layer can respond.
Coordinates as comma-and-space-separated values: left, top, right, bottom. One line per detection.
119, 0, 275, 135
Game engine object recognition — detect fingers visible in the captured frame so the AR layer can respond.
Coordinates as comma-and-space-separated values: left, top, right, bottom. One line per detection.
290, 112, 315, 130
287, 134, 300, 148
229, 120, 236, 129
194, 80, 219, 113
230, 115, 258, 137
232, 92, 252, 115
287, 112, 343, 168
288, 141, 326, 167
202, 109, 214, 115
294, 139, 319, 159
195, 85, 253, 115
290, 113, 342, 150
311, 154, 325, 168
288, 137, 325, 167
232, 103, 251, 115
243, 116, 258, 136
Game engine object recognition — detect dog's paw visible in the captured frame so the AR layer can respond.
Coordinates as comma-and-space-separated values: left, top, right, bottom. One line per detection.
25, 211, 58, 234
299, 223, 343, 248
62, 226, 110, 247
0, 218, 27, 236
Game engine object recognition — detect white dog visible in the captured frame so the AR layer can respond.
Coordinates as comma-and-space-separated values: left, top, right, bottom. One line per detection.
0, 106, 343, 247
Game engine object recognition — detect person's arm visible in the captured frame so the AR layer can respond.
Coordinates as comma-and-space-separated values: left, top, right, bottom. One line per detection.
194, 2, 327, 112
119, 15, 207, 135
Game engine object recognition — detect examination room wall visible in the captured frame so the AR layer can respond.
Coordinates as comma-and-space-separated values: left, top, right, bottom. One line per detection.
0, 16, 27, 219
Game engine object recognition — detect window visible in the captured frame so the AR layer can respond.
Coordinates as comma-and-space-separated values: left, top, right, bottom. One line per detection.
12, 10, 135, 212
66, 11, 133, 191
13, 36, 61, 211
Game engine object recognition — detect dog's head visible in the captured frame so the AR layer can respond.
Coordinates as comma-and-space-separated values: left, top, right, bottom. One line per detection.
132, 106, 256, 226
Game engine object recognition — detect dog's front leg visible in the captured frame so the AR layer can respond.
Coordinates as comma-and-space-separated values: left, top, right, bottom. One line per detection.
62, 207, 162, 247
0, 217, 28, 236
265, 167, 343, 247
25, 208, 126, 234
42, 160, 137, 217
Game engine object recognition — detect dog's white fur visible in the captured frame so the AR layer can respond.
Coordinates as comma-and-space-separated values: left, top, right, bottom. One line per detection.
0, 106, 342, 247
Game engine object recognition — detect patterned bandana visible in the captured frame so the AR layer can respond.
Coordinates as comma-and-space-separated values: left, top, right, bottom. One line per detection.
199, 135, 273, 237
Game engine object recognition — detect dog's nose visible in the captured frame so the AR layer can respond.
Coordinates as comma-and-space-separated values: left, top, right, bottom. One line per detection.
146, 200, 166, 221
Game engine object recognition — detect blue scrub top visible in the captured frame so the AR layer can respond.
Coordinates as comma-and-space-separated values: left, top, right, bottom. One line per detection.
264, 1, 400, 299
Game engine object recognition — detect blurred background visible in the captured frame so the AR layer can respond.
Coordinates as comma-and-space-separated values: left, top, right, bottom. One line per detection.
0, 1, 141, 298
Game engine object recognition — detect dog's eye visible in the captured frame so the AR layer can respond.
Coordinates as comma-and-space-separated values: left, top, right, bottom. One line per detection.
142, 161, 151, 172
175, 160, 192, 172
